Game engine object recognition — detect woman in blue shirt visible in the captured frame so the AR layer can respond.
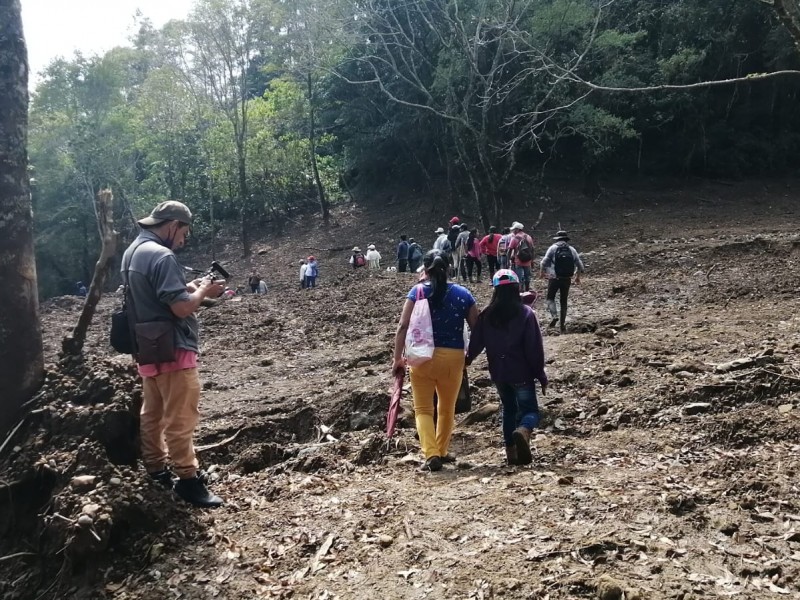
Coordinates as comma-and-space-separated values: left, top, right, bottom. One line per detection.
392, 250, 479, 471
466, 269, 548, 465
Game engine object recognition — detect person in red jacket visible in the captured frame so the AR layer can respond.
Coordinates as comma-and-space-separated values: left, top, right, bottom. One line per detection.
479, 226, 501, 275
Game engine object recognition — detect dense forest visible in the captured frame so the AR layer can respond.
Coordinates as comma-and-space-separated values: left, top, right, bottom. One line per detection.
29, 0, 800, 297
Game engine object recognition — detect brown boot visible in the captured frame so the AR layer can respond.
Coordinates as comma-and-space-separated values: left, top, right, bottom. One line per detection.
512, 427, 532, 465
505, 445, 518, 466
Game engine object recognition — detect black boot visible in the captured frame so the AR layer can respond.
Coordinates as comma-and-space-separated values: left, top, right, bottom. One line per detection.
148, 468, 175, 490
175, 476, 224, 508
419, 456, 443, 472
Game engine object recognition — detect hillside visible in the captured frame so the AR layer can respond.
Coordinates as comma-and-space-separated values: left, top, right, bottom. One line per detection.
2, 179, 800, 599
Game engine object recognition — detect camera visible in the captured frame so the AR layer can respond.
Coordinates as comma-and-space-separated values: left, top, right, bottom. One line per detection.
185, 261, 231, 282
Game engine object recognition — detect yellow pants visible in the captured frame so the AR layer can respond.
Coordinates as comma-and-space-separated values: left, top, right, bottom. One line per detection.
140, 368, 201, 478
410, 348, 465, 458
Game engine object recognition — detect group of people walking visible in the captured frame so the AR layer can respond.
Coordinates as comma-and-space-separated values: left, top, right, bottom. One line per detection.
393, 252, 548, 470
428, 216, 585, 333
392, 214, 587, 472
349, 236, 425, 273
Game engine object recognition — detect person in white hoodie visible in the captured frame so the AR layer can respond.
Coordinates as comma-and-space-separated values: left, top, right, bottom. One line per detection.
299, 259, 308, 289
365, 244, 382, 270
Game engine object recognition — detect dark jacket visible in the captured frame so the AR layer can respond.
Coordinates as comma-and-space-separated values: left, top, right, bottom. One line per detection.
397, 240, 409, 260
447, 225, 461, 247
467, 305, 547, 387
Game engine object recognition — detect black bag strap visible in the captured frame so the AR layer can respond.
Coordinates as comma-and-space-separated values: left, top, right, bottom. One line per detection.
121, 238, 156, 328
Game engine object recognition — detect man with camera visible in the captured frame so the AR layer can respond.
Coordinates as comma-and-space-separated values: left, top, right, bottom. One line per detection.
121, 200, 225, 508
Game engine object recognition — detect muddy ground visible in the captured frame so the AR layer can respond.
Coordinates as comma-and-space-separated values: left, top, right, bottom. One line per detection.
2, 179, 800, 599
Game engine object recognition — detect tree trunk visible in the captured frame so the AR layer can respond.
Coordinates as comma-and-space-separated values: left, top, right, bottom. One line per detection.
237, 145, 251, 257
209, 173, 216, 261
307, 73, 330, 224
62, 189, 117, 356
0, 0, 44, 433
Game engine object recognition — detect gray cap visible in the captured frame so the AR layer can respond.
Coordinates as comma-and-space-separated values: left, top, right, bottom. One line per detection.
138, 200, 192, 227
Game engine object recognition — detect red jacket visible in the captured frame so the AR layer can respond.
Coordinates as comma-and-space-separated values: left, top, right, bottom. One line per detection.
479, 233, 500, 257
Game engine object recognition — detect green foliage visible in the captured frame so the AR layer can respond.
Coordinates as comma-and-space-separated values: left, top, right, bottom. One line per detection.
28, 0, 800, 297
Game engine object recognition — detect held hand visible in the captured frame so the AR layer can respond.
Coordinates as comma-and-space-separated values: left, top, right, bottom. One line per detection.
201, 277, 226, 298
574, 276, 581, 285
391, 358, 406, 377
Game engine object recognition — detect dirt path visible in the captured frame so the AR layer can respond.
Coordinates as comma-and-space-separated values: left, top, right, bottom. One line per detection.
3, 181, 800, 599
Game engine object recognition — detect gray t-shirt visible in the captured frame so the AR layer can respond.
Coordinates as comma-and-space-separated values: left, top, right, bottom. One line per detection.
455, 230, 471, 250
121, 230, 199, 353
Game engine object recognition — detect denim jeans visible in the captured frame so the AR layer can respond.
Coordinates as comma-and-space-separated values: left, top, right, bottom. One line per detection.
495, 383, 539, 446
514, 265, 532, 291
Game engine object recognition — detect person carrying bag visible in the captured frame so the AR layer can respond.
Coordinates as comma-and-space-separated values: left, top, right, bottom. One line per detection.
392, 249, 479, 472
120, 200, 226, 508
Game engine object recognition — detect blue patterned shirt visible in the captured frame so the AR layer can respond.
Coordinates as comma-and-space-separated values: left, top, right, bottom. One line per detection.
406, 283, 475, 349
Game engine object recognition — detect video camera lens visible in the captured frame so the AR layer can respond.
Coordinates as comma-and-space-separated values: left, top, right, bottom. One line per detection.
210, 261, 230, 280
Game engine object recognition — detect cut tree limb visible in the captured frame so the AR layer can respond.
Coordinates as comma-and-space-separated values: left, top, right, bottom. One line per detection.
62, 188, 117, 355
195, 429, 242, 452
0, 417, 26, 458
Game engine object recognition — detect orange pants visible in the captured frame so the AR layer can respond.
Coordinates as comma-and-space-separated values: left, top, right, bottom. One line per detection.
140, 368, 201, 478
409, 348, 465, 458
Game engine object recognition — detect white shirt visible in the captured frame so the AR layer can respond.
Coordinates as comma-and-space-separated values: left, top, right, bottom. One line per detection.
433, 234, 450, 252
299, 264, 308, 280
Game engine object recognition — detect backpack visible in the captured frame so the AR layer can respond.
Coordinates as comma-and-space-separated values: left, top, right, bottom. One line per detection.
447, 226, 460, 246
443, 238, 453, 255
553, 244, 576, 277
355, 253, 366, 267
516, 235, 533, 262
409, 244, 423, 261
497, 235, 508, 256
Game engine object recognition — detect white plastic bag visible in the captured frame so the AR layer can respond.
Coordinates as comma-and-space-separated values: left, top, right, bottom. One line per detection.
405, 285, 435, 367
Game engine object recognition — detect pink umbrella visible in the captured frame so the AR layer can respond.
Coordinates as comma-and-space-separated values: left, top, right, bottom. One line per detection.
386, 370, 405, 438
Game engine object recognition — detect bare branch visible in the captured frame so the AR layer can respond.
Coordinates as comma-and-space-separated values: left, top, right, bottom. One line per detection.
572, 70, 800, 93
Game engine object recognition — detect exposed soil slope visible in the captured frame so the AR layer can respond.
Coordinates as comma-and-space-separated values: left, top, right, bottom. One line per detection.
2, 179, 800, 600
